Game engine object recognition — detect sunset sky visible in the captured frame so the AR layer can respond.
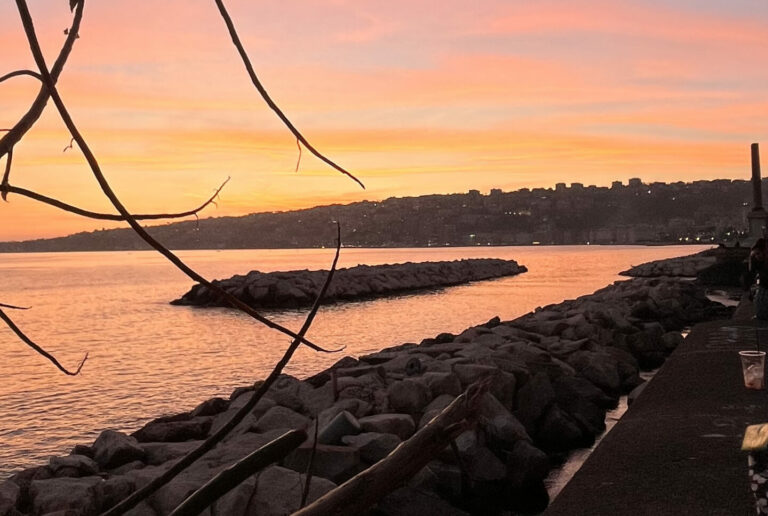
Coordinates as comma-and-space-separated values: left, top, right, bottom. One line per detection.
2, 0, 768, 240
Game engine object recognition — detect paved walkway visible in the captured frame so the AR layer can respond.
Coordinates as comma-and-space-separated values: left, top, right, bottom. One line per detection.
545, 305, 768, 515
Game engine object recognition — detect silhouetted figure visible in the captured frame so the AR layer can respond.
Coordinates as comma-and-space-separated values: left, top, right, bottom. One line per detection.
749, 238, 768, 320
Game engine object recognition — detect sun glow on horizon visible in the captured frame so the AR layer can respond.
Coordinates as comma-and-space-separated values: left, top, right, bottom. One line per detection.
2, 0, 768, 240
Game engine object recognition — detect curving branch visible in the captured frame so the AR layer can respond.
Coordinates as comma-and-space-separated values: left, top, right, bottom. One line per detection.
102, 223, 342, 516
0, 69, 43, 84
1, 149, 12, 201
16, 0, 337, 354
2, 177, 230, 221
0, 0, 83, 161
213, 0, 364, 190
0, 308, 87, 375
0, 302, 29, 310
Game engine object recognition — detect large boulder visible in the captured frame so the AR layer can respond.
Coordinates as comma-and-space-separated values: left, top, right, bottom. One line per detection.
514, 373, 556, 434
254, 406, 310, 433
388, 379, 431, 414
92, 430, 145, 469
29, 476, 104, 515
281, 443, 362, 483
375, 486, 470, 516
132, 416, 212, 443
0, 480, 20, 516
49, 454, 100, 478
342, 432, 402, 463
358, 413, 416, 440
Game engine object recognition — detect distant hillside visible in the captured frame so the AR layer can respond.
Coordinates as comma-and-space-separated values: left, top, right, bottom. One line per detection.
0, 178, 756, 252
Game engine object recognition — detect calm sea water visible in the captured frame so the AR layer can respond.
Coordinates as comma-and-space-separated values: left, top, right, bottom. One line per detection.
0, 245, 709, 477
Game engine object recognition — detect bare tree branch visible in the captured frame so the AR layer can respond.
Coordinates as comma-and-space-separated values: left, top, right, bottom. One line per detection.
0, 69, 43, 84
213, 0, 364, 190
0, 308, 87, 375
102, 223, 342, 516
167, 429, 308, 516
0, 302, 29, 310
2, 177, 230, 221
15, 0, 336, 354
0, 0, 83, 160
300, 418, 320, 508
1, 148, 12, 201
62, 137, 74, 153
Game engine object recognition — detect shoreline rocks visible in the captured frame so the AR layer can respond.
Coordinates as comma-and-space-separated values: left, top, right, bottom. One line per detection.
1, 272, 733, 515
171, 258, 527, 309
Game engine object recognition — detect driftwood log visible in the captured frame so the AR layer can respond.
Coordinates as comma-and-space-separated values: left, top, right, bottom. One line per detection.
168, 429, 307, 516
293, 381, 489, 516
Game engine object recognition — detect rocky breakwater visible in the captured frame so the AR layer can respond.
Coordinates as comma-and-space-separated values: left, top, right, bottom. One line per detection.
171, 258, 527, 309
621, 247, 750, 288
0, 277, 731, 516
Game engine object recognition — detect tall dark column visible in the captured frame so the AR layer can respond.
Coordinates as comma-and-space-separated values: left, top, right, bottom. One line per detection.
753, 143, 763, 211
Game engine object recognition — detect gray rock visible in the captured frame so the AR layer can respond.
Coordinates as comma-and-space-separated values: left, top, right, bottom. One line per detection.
506, 440, 549, 488
359, 413, 416, 440
552, 374, 616, 409
420, 372, 462, 397
317, 410, 361, 445
453, 363, 499, 385
254, 406, 310, 433
140, 441, 201, 466
133, 416, 212, 443
49, 454, 99, 477
514, 373, 556, 434
191, 397, 229, 417
0, 480, 20, 516
342, 432, 402, 463
535, 405, 587, 452
92, 430, 145, 469
29, 476, 103, 515
217, 466, 335, 516
479, 393, 530, 448
388, 379, 431, 414
567, 350, 622, 397
282, 443, 361, 483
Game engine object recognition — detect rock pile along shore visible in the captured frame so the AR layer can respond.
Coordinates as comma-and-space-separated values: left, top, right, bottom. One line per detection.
171, 258, 527, 309
0, 275, 732, 515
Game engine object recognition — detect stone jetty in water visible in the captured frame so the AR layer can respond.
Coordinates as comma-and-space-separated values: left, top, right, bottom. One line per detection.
171, 258, 527, 309
1, 268, 732, 515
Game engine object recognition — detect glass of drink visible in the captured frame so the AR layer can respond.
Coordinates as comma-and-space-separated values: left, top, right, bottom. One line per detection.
740, 351, 766, 390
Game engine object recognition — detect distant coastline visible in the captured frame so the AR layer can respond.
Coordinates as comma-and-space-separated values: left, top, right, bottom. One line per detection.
0, 178, 752, 252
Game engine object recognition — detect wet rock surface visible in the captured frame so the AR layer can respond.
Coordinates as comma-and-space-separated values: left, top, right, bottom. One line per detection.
171, 258, 527, 309
5, 267, 732, 515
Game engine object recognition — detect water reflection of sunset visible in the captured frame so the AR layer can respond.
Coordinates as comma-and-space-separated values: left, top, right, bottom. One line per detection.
2, 1, 768, 240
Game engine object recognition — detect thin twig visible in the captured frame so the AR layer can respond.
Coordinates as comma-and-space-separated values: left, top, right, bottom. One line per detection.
0, 69, 43, 84
3, 177, 230, 221
295, 138, 302, 173
0, 308, 87, 375
213, 0, 364, 190
102, 223, 341, 516
62, 137, 74, 152
0, 302, 29, 310
15, 0, 335, 353
0, 0, 83, 160
300, 418, 320, 508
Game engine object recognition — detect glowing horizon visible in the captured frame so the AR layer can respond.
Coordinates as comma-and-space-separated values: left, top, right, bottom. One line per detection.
2, 0, 768, 241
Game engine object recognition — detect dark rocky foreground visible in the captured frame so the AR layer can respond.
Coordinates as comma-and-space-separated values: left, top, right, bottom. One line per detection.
171, 259, 527, 309
0, 277, 731, 515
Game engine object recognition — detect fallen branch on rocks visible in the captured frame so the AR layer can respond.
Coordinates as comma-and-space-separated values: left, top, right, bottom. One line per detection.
168, 429, 307, 516
293, 380, 489, 516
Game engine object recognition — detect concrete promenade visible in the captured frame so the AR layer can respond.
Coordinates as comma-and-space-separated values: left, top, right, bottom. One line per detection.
546, 306, 767, 515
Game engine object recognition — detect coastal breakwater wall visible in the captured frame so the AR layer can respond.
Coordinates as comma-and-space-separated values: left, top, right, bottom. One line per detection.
0, 278, 732, 515
171, 258, 527, 309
